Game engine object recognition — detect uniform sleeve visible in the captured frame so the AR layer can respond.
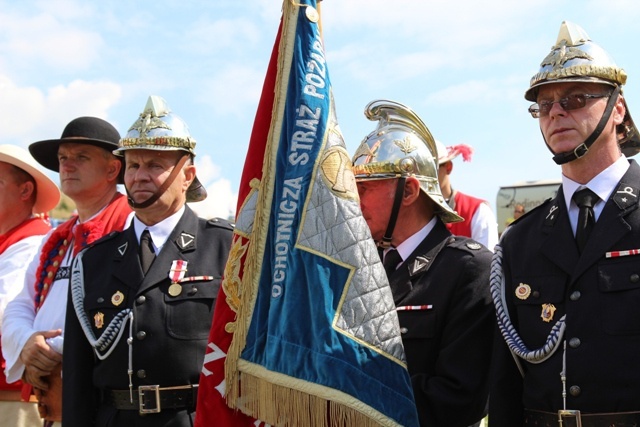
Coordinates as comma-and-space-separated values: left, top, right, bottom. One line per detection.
1, 237, 45, 383
411, 249, 494, 426
488, 244, 525, 426
62, 263, 99, 427
0, 235, 44, 329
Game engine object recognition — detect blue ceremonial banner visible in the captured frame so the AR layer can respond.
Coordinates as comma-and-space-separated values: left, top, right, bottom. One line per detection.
198, 1, 419, 426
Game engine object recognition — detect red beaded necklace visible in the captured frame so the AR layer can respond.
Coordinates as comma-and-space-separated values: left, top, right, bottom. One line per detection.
34, 220, 75, 312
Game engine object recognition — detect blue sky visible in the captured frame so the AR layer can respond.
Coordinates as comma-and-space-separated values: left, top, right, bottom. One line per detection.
2, 0, 640, 219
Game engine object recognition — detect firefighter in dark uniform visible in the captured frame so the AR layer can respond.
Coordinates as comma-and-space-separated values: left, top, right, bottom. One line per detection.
351, 100, 494, 427
490, 22, 640, 426
62, 95, 233, 426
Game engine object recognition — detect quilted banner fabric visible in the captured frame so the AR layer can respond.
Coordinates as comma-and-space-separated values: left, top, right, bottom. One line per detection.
195, 1, 418, 426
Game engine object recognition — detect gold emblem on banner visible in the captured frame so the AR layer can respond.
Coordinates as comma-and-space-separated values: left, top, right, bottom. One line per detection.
111, 291, 124, 306
541, 303, 556, 322
516, 283, 532, 300
94, 312, 104, 329
168, 283, 182, 297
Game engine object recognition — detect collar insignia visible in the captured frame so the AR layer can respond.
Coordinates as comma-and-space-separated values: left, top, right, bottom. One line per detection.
613, 183, 639, 210
178, 232, 195, 250
117, 242, 128, 256
544, 203, 559, 227
411, 256, 430, 275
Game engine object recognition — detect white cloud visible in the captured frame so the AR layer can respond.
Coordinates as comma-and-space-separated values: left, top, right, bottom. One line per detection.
193, 154, 222, 184
0, 75, 121, 145
188, 178, 237, 220
189, 154, 237, 220
0, 5, 103, 73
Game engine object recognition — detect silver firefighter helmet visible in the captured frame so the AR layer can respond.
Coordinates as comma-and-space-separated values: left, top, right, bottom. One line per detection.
526, 21, 639, 157
116, 95, 206, 203
352, 99, 462, 224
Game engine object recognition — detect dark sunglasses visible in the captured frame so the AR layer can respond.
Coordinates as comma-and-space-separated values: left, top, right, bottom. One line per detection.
528, 93, 611, 118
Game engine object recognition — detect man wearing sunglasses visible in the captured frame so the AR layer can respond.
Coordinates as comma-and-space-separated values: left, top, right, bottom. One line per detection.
490, 21, 640, 426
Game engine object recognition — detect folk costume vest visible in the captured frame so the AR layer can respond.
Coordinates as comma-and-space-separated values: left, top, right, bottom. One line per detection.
446, 191, 486, 238
0, 217, 51, 392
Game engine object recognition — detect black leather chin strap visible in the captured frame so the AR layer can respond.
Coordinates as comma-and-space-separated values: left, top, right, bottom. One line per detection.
378, 177, 406, 249
126, 154, 189, 209
549, 85, 621, 165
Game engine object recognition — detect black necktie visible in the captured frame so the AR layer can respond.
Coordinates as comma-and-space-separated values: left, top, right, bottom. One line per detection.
139, 229, 156, 274
383, 249, 403, 276
572, 188, 599, 253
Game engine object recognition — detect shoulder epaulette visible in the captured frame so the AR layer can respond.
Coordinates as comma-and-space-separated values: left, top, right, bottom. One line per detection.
447, 236, 489, 254
206, 217, 235, 231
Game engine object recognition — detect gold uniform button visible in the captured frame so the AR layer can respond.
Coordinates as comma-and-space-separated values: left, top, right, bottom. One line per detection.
569, 385, 581, 397
136, 331, 147, 340
136, 296, 146, 305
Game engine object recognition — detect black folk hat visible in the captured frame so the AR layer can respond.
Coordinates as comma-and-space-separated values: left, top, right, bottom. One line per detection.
29, 116, 121, 172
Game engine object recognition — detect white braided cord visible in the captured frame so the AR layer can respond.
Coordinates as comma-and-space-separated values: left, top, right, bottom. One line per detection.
70, 250, 132, 360
490, 244, 565, 363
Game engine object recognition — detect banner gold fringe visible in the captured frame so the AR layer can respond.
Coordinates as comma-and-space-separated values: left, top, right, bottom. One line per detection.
237, 372, 390, 427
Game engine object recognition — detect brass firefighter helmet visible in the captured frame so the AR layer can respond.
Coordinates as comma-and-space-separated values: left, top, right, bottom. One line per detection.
115, 95, 206, 203
525, 21, 639, 157
352, 99, 462, 224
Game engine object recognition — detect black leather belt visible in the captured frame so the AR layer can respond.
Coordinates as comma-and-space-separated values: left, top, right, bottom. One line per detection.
105, 385, 198, 414
524, 408, 640, 427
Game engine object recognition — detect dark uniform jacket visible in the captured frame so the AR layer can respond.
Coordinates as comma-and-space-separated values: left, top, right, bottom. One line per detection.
490, 160, 640, 426
391, 219, 493, 427
62, 207, 233, 427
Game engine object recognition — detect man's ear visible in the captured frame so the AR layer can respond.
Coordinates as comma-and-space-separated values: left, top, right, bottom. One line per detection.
20, 181, 35, 201
613, 95, 626, 126
107, 158, 122, 182
402, 177, 422, 205
183, 164, 196, 190
444, 161, 453, 175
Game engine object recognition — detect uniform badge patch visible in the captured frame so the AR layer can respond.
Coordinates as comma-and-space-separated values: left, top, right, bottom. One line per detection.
541, 303, 556, 322
516, 283, 532, 300
466, 242, 482, 250
94, 312, 104, 329
111, 291, 124, 306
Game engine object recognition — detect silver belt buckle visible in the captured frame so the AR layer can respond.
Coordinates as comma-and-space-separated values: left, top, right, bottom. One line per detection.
138, 385, 161, 414
558, 409, 581, 427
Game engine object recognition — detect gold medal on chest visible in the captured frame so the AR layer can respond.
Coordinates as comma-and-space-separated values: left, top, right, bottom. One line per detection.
541, 303, 556, 323
168, 283, 182, 297
515, 283, 532, 300
94, 312, 104, 329
111, 291, 125, 306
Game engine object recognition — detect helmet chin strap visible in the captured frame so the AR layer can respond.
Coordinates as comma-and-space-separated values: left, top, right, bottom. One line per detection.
378, 177, 406, 250
126, 154, 189, 209
547, 85, 621, 165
